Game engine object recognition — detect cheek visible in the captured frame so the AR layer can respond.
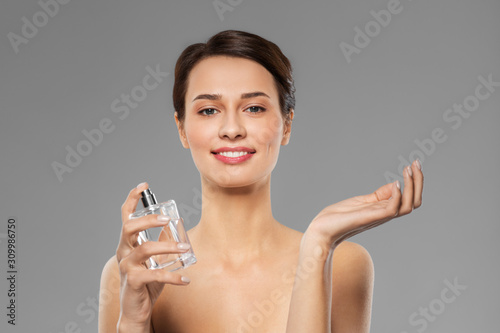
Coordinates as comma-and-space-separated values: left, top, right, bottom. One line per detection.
183, 123, 214, 170
185, 122, 212, 150
252, 117, 284, 149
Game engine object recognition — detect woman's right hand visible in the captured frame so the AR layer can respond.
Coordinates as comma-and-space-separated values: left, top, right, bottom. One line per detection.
116, 182, 191, 331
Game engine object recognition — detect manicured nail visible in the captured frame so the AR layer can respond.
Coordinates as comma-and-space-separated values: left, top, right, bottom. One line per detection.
181, 276, 191, 283
157, 215, 170, 222
407, 165, 413, 177
136, 182, 147, 189
395, 180, 401, 190
415, 159, 422, 170
177, 242, 191, 250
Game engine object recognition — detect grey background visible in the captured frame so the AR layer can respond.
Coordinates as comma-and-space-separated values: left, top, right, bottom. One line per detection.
1, 0, 499, 332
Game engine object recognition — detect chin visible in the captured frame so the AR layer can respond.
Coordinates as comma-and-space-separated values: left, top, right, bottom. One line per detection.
203, 170, 269, 189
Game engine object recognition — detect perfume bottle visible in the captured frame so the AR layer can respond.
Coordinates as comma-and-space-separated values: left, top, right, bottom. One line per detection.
129, 188, 196, 271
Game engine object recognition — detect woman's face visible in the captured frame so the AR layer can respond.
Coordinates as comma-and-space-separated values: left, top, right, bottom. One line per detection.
175, 56, 293, 188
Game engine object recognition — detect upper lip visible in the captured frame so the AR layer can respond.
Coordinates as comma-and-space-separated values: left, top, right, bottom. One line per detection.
212, 146, 256, 154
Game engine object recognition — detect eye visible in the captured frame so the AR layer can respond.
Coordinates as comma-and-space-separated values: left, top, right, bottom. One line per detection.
245, 106, 266, 113
198, 108, 219, 116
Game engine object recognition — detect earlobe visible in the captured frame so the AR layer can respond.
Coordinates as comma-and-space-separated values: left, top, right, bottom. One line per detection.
174, 112, 190, 149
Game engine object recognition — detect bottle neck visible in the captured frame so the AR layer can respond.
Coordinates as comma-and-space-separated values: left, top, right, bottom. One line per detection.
141, 189, 158, 208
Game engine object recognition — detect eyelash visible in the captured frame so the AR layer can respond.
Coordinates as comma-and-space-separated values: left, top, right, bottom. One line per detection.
198, 106, 267, 116
246, 106, 266, 113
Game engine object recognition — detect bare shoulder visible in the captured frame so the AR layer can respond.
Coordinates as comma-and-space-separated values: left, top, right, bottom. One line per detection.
102, 254, 119, 272
278, 225, 373, 279
329, 242, 374, 331
98, 255, 121, 332
330, 241, 374, 327
100, 254, 120, 297
101, 254, 120, 284
331, 241, 374, 286
333, 241, 373, 268
284, 225, 305, 242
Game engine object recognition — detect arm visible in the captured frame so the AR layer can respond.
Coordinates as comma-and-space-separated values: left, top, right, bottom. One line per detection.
330, 242, 374, 332
287, 160, 422, 332
99, 255, 154, 333
98, 255, 121, 332
286, 239, 373, 333
285, 234, 334, 333
99, 182, 191, 333
98, 255, 153, 333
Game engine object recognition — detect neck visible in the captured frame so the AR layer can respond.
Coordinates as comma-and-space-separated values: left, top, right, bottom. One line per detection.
191, 174, 283, 262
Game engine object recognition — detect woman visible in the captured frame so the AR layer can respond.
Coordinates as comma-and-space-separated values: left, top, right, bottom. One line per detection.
99, 30, 424, 332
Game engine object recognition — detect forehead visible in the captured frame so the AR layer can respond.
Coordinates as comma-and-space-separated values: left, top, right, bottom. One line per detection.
185, 56, 278, 102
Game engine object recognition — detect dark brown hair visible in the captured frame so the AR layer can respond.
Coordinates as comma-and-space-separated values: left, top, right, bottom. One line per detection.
173, 30, 295, 125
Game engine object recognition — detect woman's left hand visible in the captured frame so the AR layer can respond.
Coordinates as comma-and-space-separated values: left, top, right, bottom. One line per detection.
306, 160, 424, 249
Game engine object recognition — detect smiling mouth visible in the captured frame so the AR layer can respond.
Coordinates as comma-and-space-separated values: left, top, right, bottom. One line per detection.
212, 151, 256, 157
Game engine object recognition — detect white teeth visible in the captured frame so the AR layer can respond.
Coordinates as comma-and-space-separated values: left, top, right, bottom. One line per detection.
218, 151, 249, 157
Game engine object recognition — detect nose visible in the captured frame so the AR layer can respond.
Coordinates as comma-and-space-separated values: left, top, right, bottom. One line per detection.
218, 110, 246, 140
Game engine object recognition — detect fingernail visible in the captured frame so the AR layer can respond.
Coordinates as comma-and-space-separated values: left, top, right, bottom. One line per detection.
136, 182, 147, 189
407, 165, 413, 177
181, 276, 191, 283
157, 215, 170, 222
395, 180, 401, 190
415, 159, 422, 170
177, 242, 191, 250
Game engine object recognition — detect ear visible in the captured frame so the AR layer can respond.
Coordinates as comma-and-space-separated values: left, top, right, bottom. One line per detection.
174, 112, 190, 149
281, 109, 294, 146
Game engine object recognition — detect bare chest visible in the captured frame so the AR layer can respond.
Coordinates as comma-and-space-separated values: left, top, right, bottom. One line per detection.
152, 260, 298, 332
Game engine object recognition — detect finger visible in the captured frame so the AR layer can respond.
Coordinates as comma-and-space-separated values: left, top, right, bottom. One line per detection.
387, 180, 402, 217
121, 182, 149, 223
116, 183, 151, 262
126, 269, 190, 290
333, 182, 403, 245
399, 165, 415, 216
365, 182, 395, 203
117, 215, 171, 263
412, 159, 424, 208
330, 194, 401, 236
122, 214, 171, 243
127, 241, 191, 265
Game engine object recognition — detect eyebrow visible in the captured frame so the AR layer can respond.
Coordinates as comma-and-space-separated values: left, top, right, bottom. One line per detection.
192, 91, 270, 102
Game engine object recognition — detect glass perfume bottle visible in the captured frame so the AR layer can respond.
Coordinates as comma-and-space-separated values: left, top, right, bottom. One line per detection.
129, 188, 196, 271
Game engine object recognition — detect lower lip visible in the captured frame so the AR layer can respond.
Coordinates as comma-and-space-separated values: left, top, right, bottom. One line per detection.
213, 152, 254, 164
